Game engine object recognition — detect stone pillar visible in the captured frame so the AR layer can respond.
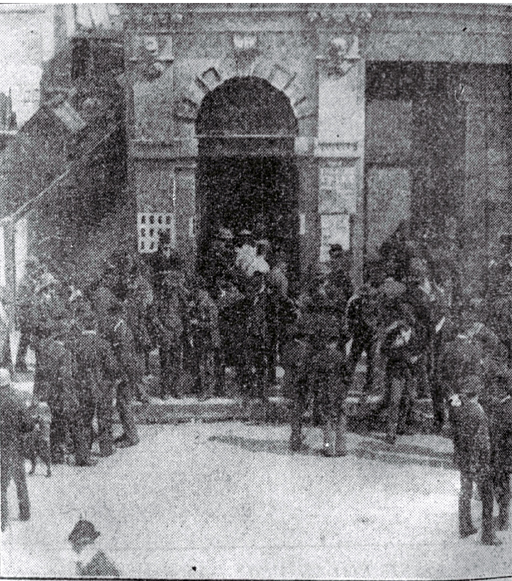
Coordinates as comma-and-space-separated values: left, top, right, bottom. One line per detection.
315, 37, 366, 285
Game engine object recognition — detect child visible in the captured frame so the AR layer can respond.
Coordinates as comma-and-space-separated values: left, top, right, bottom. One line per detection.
68, 519, 120, 577
449, 375, 501, 545
25, 400, 52, 477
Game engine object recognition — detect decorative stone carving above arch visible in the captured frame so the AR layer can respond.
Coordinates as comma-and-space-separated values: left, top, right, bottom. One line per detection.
174, 56, 315, 132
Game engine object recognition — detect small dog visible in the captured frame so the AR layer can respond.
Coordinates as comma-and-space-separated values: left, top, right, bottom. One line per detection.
23, 402, 52, 477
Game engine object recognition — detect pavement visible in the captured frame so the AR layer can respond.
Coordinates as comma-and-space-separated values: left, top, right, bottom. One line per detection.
1, 422, 510, 579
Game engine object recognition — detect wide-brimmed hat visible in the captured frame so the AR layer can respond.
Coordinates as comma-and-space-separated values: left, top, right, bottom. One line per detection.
0, 368, 11, 387
68, 520, 100, 544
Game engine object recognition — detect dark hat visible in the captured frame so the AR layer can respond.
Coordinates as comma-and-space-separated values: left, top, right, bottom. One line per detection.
329, 244, 343, 253
68, 520, 100, 544
158, 230, 171, 245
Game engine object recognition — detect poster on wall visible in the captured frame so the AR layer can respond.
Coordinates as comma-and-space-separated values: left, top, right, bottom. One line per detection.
319, 214, 351, 262
319, 164, 357, 214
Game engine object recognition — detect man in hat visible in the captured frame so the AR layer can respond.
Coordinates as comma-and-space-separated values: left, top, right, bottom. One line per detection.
380, 296, 422, 444
72, 312, 119, 459
488, 370, 512, 532
283, 320, 312, 452
488, 233, 512, 364
15, 255, 42, 372
345, 284, 381, 393
188, 276, 220, 400
148, 230, 183, 298
306, 328, 349, 457
449, 374, 501, 545
151, 268, 188, 399
31, 271, 68, 400
202, 227, 236, 295
102, 302, 140, 448
68, 519, 120, 577
327, 244, 353, 311
0, 368, 34, 531
34, 322, 83, 464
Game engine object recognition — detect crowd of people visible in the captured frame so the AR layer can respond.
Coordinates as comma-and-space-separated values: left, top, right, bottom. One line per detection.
1, 221, 511, 545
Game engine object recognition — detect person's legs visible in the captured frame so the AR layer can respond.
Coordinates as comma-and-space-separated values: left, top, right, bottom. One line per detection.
13, 455, 30, 521
334, 411, 348, 456
493, 469, 510, 530
14, 328, 31, 371
481, 476, 500, 544
49, 407, 68, 463
459, 471, 477, 537
290, 385, 307, 451
116, 381, 139, 445
70, 413, 92, 465
97, 391, 115, 455
1, 459, 12, 530
385, 369, 404, 444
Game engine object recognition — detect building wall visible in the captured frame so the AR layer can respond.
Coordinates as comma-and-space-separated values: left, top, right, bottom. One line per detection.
123, 4, 511, 287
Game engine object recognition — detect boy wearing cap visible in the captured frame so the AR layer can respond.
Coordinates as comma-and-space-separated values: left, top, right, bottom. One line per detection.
0, 368, 34, 531
449, 375, 501, 545
68, 519, 120, 577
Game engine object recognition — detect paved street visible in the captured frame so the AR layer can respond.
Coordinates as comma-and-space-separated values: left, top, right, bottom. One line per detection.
1, 422, 510, 579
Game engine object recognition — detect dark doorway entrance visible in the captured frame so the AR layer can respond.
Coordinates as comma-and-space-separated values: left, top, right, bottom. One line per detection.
195, 77, 299, 282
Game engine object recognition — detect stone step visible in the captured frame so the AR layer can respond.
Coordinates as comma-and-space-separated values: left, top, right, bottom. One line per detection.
128, 393, 437, 430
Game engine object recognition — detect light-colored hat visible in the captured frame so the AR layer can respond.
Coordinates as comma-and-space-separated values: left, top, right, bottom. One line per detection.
217, 227, 234, 240
36, 272, 58, 293
0, 368, 11, 387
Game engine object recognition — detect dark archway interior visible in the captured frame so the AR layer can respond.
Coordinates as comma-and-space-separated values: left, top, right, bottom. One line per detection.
196, 77, 298, 137
196, 77, 300, 280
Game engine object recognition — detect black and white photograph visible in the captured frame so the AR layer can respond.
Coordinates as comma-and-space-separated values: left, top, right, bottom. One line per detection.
0, 2, 511, 578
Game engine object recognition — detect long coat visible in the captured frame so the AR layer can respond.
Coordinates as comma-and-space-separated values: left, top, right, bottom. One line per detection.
72, 332, 118, 404
306, 346, 347, 425
491, 395, 512, 473
33, 338, 78, 413
0, 385, 34, 458
450, 397, 491, 478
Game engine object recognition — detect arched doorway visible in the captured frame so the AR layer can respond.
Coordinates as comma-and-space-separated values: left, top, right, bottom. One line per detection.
195, 77, 300, 285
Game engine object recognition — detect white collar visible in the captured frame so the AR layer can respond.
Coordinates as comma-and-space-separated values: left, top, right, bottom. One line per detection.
76, 543, 98, 566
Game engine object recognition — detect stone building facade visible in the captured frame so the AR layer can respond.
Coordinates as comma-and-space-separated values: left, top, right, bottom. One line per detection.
123, 3, 511, 293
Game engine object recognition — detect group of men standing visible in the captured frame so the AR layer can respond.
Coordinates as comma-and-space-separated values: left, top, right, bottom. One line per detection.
2, 221, 511, 544
14, 255, 141, 468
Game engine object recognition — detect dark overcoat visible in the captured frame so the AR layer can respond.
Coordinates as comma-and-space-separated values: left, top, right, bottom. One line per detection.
450, 397, 491, 478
